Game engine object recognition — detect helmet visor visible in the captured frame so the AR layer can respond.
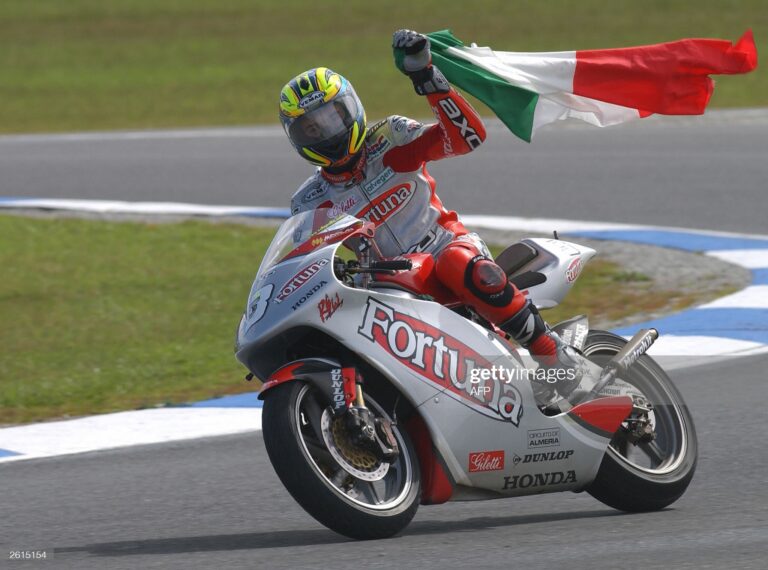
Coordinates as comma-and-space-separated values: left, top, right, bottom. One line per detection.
287, 91, 360, 148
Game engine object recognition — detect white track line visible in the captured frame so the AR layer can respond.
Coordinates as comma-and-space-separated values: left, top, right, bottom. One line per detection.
707, 250, 768, 269
1, 198, 767, 463
0, 408, 262, 463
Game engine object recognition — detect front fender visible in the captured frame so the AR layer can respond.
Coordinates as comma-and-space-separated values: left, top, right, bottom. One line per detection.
259, 358, 356, 416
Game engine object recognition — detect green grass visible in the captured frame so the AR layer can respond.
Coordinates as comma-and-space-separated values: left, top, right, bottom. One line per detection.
1, 214, 684, 424
0, 215, 274, 424
0, 0, 764, 133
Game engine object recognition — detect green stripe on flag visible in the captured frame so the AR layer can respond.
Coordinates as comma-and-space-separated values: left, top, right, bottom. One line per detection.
428, 30, 539, 142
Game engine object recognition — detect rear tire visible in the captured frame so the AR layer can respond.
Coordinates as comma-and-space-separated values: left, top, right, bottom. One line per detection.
262, 381, 421, 539
583, 330, 697, 512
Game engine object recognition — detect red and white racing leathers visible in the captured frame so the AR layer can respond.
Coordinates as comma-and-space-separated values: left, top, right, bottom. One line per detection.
290, 86, 558, 358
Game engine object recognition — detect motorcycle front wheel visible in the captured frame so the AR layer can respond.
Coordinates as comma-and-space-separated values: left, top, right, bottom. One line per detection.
583, 330, 698, 512
261, 381, 421, 539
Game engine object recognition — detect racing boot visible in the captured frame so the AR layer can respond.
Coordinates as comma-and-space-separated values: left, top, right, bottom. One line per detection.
500, 300, 583, 398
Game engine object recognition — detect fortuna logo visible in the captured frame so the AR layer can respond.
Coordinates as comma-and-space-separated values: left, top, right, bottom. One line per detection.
357, 182, 416, 225
566, 257, 583, 283
503, 470, 577, 490
468, 450, 505, 473
275, 259, 329, 303
358, 297, 523, 424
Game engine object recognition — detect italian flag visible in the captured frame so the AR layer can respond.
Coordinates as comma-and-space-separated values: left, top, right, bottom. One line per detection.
427, 30, 758, 142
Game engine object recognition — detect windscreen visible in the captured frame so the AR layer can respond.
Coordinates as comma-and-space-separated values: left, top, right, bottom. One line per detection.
254, 209, 362, 280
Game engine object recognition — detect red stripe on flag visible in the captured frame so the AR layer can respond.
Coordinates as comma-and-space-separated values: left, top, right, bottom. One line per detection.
573, 30, 758, 116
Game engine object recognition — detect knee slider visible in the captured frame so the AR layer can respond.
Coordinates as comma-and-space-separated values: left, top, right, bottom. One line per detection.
464, 255, 513, 307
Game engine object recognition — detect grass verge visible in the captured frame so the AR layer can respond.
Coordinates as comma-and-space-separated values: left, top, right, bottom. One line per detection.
0, 0, 764, 133
2, 215, 692, 423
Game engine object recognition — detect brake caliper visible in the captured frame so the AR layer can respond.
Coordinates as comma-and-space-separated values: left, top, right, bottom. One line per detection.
623, 395, 655, 444
344, 406, 400, 462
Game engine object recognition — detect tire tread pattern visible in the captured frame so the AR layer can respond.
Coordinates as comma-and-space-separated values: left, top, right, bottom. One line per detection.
262, 382, 421, 540
584, 330, 698, 512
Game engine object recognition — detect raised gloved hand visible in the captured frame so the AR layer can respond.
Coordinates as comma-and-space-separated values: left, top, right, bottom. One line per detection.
393, 29, 432, 74
392, 29, 449, 96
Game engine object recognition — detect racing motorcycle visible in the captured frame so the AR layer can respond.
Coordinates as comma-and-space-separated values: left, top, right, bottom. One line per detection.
235, 208, 697, 540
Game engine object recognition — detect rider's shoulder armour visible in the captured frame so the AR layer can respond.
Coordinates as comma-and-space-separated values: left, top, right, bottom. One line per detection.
364, 115, 428, 162
290, 173, 328, 214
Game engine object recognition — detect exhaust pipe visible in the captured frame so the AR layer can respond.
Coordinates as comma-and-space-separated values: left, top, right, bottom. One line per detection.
608, 328, 659, 373
578, 328, 659, 404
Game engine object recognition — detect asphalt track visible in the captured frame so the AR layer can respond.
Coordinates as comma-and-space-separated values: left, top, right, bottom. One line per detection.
2, 115, 768, 568
3, 356, 766, 569
1, 110, 767, 234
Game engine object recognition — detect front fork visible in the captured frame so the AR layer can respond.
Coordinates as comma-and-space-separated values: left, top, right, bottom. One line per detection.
342, 372, 400, 462
260, 357, 401, 461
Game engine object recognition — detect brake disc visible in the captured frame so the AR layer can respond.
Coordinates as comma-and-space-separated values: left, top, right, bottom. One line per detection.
320, 409, 390, 481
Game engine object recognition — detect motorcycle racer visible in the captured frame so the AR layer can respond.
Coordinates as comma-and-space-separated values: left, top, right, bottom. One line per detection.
280, 29, 580, 394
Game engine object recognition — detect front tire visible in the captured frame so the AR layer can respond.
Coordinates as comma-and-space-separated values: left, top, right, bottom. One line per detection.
583, 330, 697, 512
262, 381, 421, 539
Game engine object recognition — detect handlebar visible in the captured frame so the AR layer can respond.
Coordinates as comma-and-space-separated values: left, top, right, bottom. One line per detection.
339, 258, 413, 276
370, 260, 413, 271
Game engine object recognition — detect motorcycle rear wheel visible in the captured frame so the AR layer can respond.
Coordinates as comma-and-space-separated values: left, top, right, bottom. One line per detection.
262, 381, 421, 539
583, 330, 698, 512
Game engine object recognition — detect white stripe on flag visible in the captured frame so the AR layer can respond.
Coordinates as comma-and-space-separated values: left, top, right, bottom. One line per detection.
446, 45, 578, 93
445, 45, 642, 132
532, 95, 641, 131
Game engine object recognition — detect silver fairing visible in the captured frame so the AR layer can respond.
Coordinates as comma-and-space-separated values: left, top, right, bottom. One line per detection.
237, 213, 614, 499
514, 238, 597, 310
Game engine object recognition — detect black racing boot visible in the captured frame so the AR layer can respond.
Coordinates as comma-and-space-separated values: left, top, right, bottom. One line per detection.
501, 300, 583, 398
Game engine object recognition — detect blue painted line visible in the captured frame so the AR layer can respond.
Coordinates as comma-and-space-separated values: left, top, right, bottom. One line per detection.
234, 208, 291, 219
569, 229, 768, 252
752, 269, 768, 285
186, 392, 263, 408
613, 308, 768, 343
0, 448, 22, 458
